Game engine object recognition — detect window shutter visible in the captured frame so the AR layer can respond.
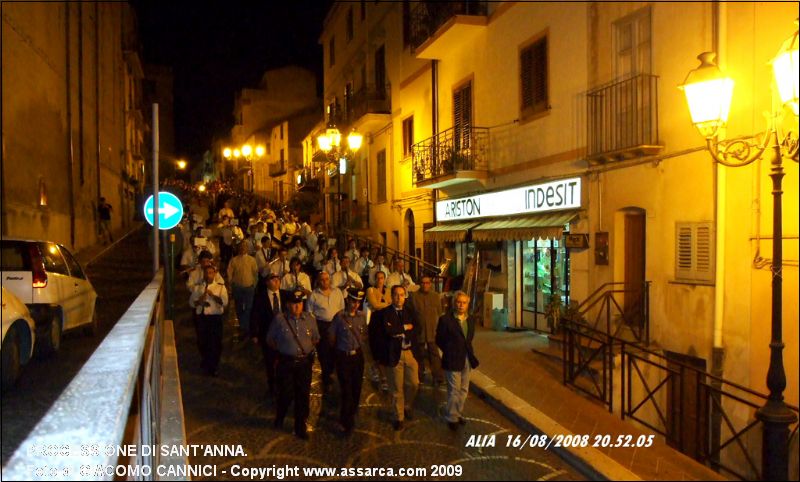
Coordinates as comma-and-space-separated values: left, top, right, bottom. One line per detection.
377, 149, 387, 203
520, 37, 548, 118
453, 82, 472, 150
675, 222, 715, 282
694, 223, 714, 282
521, 47, 534, 110
676, 223, 694, 280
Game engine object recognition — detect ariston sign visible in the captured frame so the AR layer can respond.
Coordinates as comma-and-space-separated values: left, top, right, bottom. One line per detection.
436, 177, 581, 221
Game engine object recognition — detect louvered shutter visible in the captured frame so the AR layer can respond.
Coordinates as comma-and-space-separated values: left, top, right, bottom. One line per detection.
377, 150, 387, 203
675, 222, 715, 282
521, 47, 534, 111
520, 37, 548, 118
676, 223, 693, 280
453, 82, 472, 151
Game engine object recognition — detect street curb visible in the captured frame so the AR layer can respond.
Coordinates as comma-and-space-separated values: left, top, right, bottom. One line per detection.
469, 370, 642, 481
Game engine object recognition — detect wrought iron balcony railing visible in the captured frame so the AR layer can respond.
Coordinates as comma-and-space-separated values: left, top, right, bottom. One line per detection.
586, 73, 661, 162
409, 1, 488, 51
412, 126, 489, 185
346, 85, 390, 124
269, 159, 286, 177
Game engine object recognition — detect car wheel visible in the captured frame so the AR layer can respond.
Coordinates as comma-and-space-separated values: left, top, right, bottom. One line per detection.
85, 310, 100, 337
37, 312, 62, 357
1, 329, 21, 391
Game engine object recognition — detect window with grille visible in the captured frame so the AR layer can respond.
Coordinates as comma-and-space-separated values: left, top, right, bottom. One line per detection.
520, 36, 549, 119
376, 149, 387, 203
453, 81, 473, 151
675, 222, 714, 283
402, 116, 414, 158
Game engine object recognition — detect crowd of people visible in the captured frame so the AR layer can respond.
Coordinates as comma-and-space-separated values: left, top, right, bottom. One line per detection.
175, 187, 480, 439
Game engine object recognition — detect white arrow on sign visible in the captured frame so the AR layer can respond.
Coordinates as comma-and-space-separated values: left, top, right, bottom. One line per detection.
147, 203, 180, 219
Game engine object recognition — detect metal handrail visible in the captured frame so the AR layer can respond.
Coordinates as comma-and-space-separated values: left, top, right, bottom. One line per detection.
2, 270, 188, 481
412, 126, 490, 185
341, 229, 442, 283
409, 1, 488, 51
562, 320, 799, 480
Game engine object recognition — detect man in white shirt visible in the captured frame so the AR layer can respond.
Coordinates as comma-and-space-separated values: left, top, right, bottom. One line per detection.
281, 257, 312, 297
332, 255, 364, 291
345, 239, 360, 265
189, 264, 229, 376
270, 246, 291, 278
369, 253, 390, 287
354, 247, 374, 287
307, 271, 345, 390
289, 238, 308, 265
386, 258, 419, 293
255, 236, 272, 279
187, 250, 224, 291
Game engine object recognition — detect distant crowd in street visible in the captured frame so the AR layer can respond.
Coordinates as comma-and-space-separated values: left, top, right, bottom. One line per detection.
173, 183, 479, 439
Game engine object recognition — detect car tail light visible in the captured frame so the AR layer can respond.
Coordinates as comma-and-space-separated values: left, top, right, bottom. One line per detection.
29, 244, 48, 288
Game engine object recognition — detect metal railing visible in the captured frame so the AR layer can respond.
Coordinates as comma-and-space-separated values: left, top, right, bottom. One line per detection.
412, 126, 489, 185
269, 159, 287, 177
575, 281, 650, 344
561, 321, 799, 480
2, 271, 188, 481
340, 229, 443, 289
587, 73, 660, 160
347, 85, 390, 124
409, 1, 488, 51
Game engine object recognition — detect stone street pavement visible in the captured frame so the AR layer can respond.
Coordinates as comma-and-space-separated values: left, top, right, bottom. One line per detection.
173, 285, 587, 481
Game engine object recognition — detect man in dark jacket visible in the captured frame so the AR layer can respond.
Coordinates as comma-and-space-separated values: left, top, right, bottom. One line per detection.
435, 290, 479, 431
369, 285, 420, 431
253, 273, 284, 396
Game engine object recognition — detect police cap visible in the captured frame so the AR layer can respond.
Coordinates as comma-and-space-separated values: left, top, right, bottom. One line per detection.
287, 290, 307, 304
346, 288, 365, 302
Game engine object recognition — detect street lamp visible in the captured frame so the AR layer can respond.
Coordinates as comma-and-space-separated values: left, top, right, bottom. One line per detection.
223, 143, 266, 192
176, 159, 187, 170
316, 125, 362, 228
680, 21, 798, 481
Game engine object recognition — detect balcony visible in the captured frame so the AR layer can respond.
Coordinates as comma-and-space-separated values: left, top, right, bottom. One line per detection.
346, 86, 391, 132
412, 126, 489, 190
269, 159, 287, 177
586, 73, 663, 164
409, 1, 488, 59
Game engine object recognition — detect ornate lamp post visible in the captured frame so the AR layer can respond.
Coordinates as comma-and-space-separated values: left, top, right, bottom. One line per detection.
316, 125, 363, 228
680, 21, 798, 480
223, 143, 266, 192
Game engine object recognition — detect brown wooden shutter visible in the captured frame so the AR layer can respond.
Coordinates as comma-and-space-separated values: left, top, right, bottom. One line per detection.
520, 37, 549, 118
694, 223, 714, 282
453, 81, 472, 150
676, 223, 694, 280
377, 149, 387, 203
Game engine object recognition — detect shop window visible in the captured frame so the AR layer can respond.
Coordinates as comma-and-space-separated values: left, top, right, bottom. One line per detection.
522, 238, 569, 321
675, 222, 714, 283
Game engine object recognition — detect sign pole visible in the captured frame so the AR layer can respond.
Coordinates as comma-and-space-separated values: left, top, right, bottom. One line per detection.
152, 103, 160, 276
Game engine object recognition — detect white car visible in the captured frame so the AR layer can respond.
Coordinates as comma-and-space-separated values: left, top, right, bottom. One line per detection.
2, 287, 36, 390
1, 239, 98, 356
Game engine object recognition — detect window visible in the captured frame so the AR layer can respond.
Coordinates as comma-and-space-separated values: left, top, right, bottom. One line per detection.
402, 116, 414, 158
614, 6, 651, 77
375, 45, 386, 96
280, 148, 285, 161
39, 243, 69, 276
280, 124, 284, 140
675, 222, 714, 283
453, 80, 473, 151
402, 0, 411, 48
520, 35, 549, 119
346, 8, 354, 42
329, 37, 335, 67
60, 246, 86, 280
360, 0, 366, 21
376, 149, 387, 203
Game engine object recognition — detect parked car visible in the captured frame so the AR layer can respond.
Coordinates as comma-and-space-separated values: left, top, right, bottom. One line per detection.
0, 239, 98, 356
2, 287, 36, 390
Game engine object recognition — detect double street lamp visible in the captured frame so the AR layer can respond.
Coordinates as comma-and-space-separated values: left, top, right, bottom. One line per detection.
680, 20, 798, 481
316, 125, 363, 228
223, 144, 266, 192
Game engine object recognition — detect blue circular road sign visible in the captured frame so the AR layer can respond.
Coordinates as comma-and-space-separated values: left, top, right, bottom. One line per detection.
143, 192, 184, 230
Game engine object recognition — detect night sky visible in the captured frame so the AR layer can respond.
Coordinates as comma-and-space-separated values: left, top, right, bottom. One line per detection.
131, 0, 333, 164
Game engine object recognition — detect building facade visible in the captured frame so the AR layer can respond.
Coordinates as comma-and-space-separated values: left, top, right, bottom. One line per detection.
319, 2, 798, 476
2, 2, 146, 250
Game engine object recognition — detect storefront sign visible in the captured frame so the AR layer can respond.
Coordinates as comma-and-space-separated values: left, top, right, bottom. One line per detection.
565, 233, 589, 249
436, 177, 581, 221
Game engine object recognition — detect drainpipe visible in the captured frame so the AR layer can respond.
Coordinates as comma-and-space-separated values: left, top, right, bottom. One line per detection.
78, 2, 84, 187
95, 3, 101, 223
710, 0, 726, 469
66, 3, 76, 248
431, 59, 439, 259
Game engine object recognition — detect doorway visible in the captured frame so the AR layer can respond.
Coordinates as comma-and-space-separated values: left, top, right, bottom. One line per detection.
623, 210, 646, 325
405, 209, 416, 257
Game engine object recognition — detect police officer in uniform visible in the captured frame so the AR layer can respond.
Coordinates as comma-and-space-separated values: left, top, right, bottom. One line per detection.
266, 290, 320, 439
330, 288, 368, 434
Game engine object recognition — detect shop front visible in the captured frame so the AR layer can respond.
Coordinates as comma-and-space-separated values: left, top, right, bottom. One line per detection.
424, 177, 583, 331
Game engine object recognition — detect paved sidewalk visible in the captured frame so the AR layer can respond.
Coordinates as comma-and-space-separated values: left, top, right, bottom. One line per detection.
469, 328, 728, 481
